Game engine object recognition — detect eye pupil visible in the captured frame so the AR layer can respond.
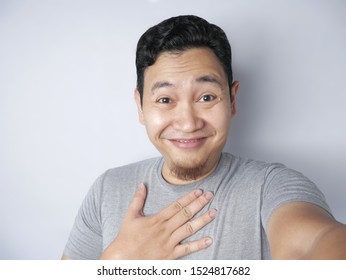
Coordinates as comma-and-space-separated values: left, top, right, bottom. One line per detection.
202, 95, 213, 102
158, 97, 171, 103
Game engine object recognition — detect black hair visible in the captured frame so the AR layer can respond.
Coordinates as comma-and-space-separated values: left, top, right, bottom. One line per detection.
135, 15, 233, 103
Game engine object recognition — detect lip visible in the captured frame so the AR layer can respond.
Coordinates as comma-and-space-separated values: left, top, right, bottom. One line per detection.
168, 137, 208, 149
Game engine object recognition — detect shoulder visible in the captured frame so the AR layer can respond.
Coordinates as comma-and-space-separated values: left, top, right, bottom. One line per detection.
221, 152, 282, 180
224, 153, 313, 184
90, 157, 162, 197
222, 153, 329, 208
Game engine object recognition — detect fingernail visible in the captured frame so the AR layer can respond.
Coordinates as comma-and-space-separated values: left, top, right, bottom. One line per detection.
204, 192, 214, 200
138, 183, 145, 191
194, 189, 203, 197
208, 209, 217, 218
205, 237, 213, 246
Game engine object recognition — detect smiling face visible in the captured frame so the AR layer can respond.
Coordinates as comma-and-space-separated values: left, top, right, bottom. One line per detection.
135, 48, 239, 185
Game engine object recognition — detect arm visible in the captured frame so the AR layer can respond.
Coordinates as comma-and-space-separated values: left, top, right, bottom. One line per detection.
267, 201, 346, 259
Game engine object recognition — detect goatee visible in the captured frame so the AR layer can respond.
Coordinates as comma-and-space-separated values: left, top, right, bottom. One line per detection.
170, 160, 208, 181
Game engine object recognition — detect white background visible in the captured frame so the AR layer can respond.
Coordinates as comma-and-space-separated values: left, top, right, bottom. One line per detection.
0, 0, 345, 259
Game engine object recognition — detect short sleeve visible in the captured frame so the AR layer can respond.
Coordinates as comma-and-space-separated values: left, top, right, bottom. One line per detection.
63, 174, 104, 259
261, 164, 332, 230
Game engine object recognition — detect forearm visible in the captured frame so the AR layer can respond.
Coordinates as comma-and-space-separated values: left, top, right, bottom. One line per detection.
306, 223, 346, 259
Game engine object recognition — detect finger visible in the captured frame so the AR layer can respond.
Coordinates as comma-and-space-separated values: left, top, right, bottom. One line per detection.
158, 189, 203, 220
125, 183, 147, 219
171, 209, 217, 243
173, 237, 213, 259
167, 192, 214, 230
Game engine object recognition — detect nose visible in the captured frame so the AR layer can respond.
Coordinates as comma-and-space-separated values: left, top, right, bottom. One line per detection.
172, 102, 204, 133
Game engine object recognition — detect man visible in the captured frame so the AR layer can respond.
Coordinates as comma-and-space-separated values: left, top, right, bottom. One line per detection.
62, 15, 346, 260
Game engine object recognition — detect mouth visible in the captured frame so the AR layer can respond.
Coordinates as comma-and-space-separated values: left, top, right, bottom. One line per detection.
168, 137, 208, 149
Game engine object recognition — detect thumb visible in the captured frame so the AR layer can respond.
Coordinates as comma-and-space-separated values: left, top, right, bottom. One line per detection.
126, 183, 147, 219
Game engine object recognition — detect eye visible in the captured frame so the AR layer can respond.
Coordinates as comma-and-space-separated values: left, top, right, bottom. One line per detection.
198, 94, 216, 102
157, 97, 172, 104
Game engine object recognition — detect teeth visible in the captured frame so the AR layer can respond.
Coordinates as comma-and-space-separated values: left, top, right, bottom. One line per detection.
176, 139, 197, 143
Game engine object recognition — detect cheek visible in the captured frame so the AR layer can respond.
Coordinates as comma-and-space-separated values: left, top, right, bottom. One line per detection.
143, 110, 169, 137
207, 106, 232, 132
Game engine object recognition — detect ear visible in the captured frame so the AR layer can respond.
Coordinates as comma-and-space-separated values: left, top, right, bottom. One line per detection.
230, 81, 240, 117
134, 88, 145, 125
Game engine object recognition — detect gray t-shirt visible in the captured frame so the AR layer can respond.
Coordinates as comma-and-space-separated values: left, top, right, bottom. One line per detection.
63, 153, 331, 259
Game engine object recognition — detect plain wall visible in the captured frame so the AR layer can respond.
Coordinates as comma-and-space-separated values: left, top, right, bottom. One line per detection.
0, 0, 345, 259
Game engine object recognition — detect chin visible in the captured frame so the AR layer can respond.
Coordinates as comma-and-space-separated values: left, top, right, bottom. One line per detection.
169, 155, 209, 180
173, 153, 206, 166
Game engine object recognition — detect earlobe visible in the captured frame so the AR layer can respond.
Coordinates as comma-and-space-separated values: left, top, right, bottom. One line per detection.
134, 89, 145, 125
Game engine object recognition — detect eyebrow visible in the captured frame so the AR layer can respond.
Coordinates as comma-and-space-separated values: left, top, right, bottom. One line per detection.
151, 81, 174, 93
195, 75, 224, 90
150, 74, 224, 94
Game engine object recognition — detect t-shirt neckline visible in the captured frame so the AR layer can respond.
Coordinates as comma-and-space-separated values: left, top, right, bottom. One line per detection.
155, 152, 231, 193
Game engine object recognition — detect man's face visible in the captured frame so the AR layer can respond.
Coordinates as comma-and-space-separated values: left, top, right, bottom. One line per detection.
135, 48, 239, 184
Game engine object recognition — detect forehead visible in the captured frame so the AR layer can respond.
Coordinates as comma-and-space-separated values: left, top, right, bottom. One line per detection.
143, 48, 227, 86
